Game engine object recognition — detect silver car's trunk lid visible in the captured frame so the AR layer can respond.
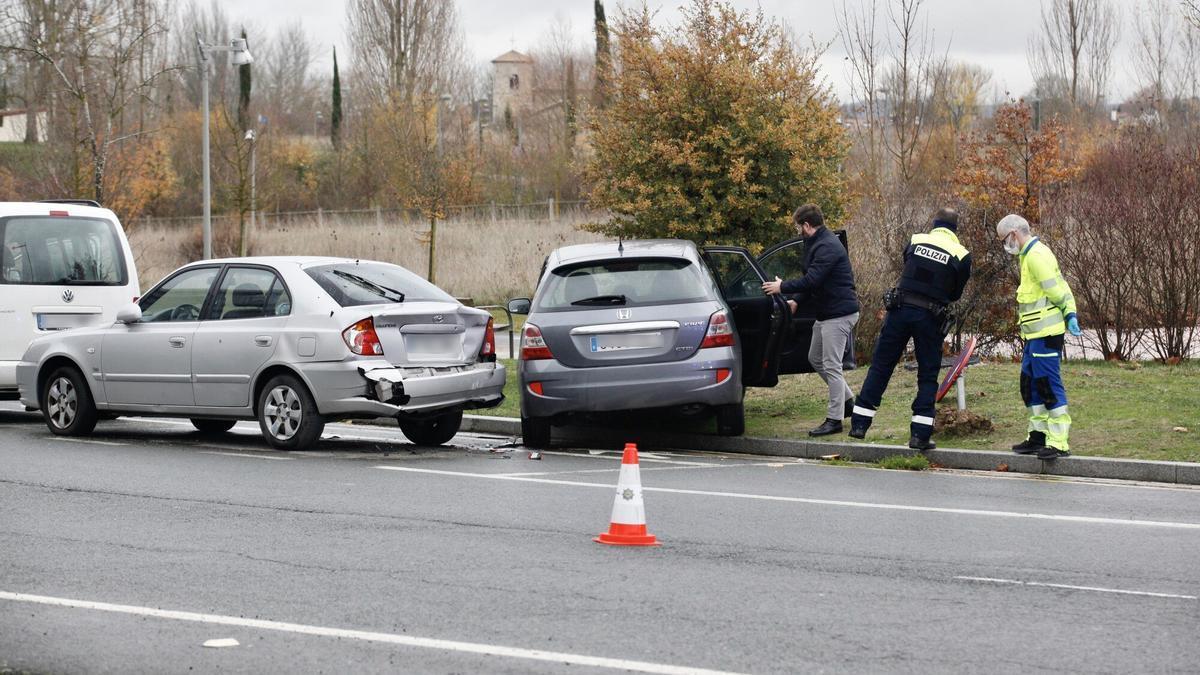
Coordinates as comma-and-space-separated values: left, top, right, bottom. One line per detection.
370, 302, 484, 366
538, 301, 721, 368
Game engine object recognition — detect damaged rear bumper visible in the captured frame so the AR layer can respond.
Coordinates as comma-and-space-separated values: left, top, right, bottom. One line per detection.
309, 360, 506, 418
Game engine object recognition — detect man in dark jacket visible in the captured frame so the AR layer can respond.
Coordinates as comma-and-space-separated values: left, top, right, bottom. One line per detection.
762, 203, 860, 436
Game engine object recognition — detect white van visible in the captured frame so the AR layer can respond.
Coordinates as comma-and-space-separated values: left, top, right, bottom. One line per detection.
0, 201, 140, 399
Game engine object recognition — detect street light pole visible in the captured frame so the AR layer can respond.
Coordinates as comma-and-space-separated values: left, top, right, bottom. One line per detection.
196, 36, 254, 260
244, 128, 256, 258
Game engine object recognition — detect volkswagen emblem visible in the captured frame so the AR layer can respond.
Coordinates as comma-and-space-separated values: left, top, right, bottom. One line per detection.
62, 290, 74, 304
617, 309, 632, 320
432, 314, 444, 323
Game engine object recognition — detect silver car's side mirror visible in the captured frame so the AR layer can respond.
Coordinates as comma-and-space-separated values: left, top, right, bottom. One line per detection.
507, 297, 531, 315
116, 303, 143, 324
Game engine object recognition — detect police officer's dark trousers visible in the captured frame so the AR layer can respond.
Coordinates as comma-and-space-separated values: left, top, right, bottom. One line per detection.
851, 305, 943, 441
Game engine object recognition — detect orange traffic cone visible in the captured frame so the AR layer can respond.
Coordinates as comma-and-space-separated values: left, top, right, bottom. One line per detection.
594, 443, 660, 546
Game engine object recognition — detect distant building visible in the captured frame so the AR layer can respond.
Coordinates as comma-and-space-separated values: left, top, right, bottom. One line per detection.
0, 109, 48, 143
491, 50, 534, 128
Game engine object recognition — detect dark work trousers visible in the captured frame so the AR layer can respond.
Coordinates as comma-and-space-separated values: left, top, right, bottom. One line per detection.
851, 305, 944, 441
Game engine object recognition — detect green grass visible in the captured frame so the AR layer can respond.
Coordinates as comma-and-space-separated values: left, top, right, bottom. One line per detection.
875, 454, 931, 471
477, 359, 1200, 463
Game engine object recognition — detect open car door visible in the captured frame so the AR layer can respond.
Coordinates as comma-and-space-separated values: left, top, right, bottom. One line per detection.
756, 231, 856, 375
700, 246, 788, 387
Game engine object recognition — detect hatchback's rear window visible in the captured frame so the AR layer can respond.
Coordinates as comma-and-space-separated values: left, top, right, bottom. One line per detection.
305, 262, 455, 307
535, 257, 712, 311
1, 216, 127, 285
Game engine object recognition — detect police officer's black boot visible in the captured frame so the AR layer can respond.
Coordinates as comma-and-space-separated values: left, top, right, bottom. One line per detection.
908, 435, 936, 451
1011, 431, 1046, 454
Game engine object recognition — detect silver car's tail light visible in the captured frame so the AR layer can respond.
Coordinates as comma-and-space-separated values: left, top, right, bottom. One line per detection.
520, 324, 554, 360
699, 310, 734, 349
343, 318, 384, 355
479, 318, 497, 362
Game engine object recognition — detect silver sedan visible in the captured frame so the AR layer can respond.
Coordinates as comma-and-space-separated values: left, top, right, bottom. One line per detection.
17, 257, 505, 449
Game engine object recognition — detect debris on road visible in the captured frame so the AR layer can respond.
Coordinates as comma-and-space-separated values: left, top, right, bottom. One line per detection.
528, 452, 543, 460
202, 638, 239, 648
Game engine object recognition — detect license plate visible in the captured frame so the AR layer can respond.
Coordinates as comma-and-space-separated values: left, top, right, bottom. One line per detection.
406, 334, 459, 354
589, 332, 662, 353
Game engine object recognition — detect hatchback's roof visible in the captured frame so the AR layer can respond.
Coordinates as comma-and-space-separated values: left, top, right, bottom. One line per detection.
0, 201, 119, 221
549, 240, 699, 268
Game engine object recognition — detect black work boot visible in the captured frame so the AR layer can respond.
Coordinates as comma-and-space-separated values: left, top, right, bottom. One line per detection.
809, 419, 844, 437
848, 423, 868, 440
909, 435, 936, 451
1037, 446, 1070, 461
1012, 431, 1046, 454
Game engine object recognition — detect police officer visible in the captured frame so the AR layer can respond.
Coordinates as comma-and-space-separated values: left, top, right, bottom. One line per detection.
996, 214, 1081, 460
848, 208, 971, 450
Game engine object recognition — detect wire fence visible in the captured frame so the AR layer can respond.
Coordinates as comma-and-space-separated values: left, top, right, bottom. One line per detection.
137, 199, 598, 230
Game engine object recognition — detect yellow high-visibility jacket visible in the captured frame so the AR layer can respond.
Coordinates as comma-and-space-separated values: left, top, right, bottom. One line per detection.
1016, 238, 1076, 339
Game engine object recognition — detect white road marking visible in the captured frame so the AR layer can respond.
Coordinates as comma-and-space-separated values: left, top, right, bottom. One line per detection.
954, 576, 1198, 600
55, 437, 127, 447
0, 590, 743, 675
202, 638, 240, 648
498, 462, 788, 478
539, 450, 716, 466
373, 466, 1200, 530
197, 451, 293, 461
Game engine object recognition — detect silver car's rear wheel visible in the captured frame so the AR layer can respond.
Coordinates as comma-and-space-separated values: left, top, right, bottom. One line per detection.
264, 385, 302, 440
257, 374, 324, 450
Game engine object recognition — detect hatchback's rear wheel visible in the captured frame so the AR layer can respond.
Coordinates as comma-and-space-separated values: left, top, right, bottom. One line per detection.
522, 415, 552, 449
257, 375, 324, 450
42, 367, 99, 437
715, 402, 745, 437
191, 418, 237, 435
398, 408, 463, 446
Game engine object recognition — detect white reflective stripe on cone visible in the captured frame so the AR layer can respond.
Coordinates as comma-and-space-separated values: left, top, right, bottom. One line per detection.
911, 415, 934, 426
609, 463, 647, 526
852, 406, 877, 418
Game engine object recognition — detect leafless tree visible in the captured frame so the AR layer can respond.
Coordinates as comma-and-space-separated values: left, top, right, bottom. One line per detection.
346, 0, 467, 104
1028, 0, 1121, 110
1133, 0, 1176, 109
1, 0, 176, 203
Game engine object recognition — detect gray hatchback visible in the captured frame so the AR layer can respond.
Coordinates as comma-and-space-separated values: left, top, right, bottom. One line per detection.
508, 238, 853, 448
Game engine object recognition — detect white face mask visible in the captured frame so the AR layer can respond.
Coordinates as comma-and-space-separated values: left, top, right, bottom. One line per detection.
1003, 233, 1021, 255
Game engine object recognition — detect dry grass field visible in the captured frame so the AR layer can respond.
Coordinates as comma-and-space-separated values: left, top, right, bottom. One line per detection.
128, 210, 610, 304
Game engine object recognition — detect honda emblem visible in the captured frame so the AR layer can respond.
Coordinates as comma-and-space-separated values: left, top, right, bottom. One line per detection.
432, 314, 444, 323
617, 309, 631, 320
62, 290, 74, 303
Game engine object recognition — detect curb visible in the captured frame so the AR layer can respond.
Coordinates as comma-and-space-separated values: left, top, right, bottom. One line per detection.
448, 415, 1200, 486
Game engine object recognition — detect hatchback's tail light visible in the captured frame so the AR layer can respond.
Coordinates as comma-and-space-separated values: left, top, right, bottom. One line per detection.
343, 318, 384, 356
479, 318, 497, 362
520, 324, 554, 360
699, 309, 735, 349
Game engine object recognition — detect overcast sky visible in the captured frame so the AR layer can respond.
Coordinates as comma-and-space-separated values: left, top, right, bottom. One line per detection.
216, 0, 1145, 103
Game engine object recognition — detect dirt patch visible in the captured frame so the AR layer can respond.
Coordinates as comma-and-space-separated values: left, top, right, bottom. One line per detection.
934, 407, 995, 436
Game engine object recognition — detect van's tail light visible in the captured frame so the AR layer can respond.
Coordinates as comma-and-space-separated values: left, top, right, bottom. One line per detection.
343, 318, 384, 355
479, 318, 497, 362
699, 309, 735, 349
520, 324, 554, 360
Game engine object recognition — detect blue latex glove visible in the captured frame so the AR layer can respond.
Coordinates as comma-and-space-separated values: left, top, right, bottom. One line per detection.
1066, 313, 1082, 337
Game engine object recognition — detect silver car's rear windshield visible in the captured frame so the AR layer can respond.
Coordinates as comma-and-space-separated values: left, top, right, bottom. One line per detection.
535, 257, 712, 311
1, 216, 127, 285
305, 262, 456, 307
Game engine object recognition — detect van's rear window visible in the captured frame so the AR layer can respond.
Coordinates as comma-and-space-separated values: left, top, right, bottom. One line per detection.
534, 258, 712, 311
0, 216, 127, 285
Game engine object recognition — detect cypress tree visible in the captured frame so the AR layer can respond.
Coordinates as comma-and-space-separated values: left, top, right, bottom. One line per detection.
237, 29, 252, 131
565, 57, 577, 153
593, 0, 612, 110
331, 47, 343, 149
